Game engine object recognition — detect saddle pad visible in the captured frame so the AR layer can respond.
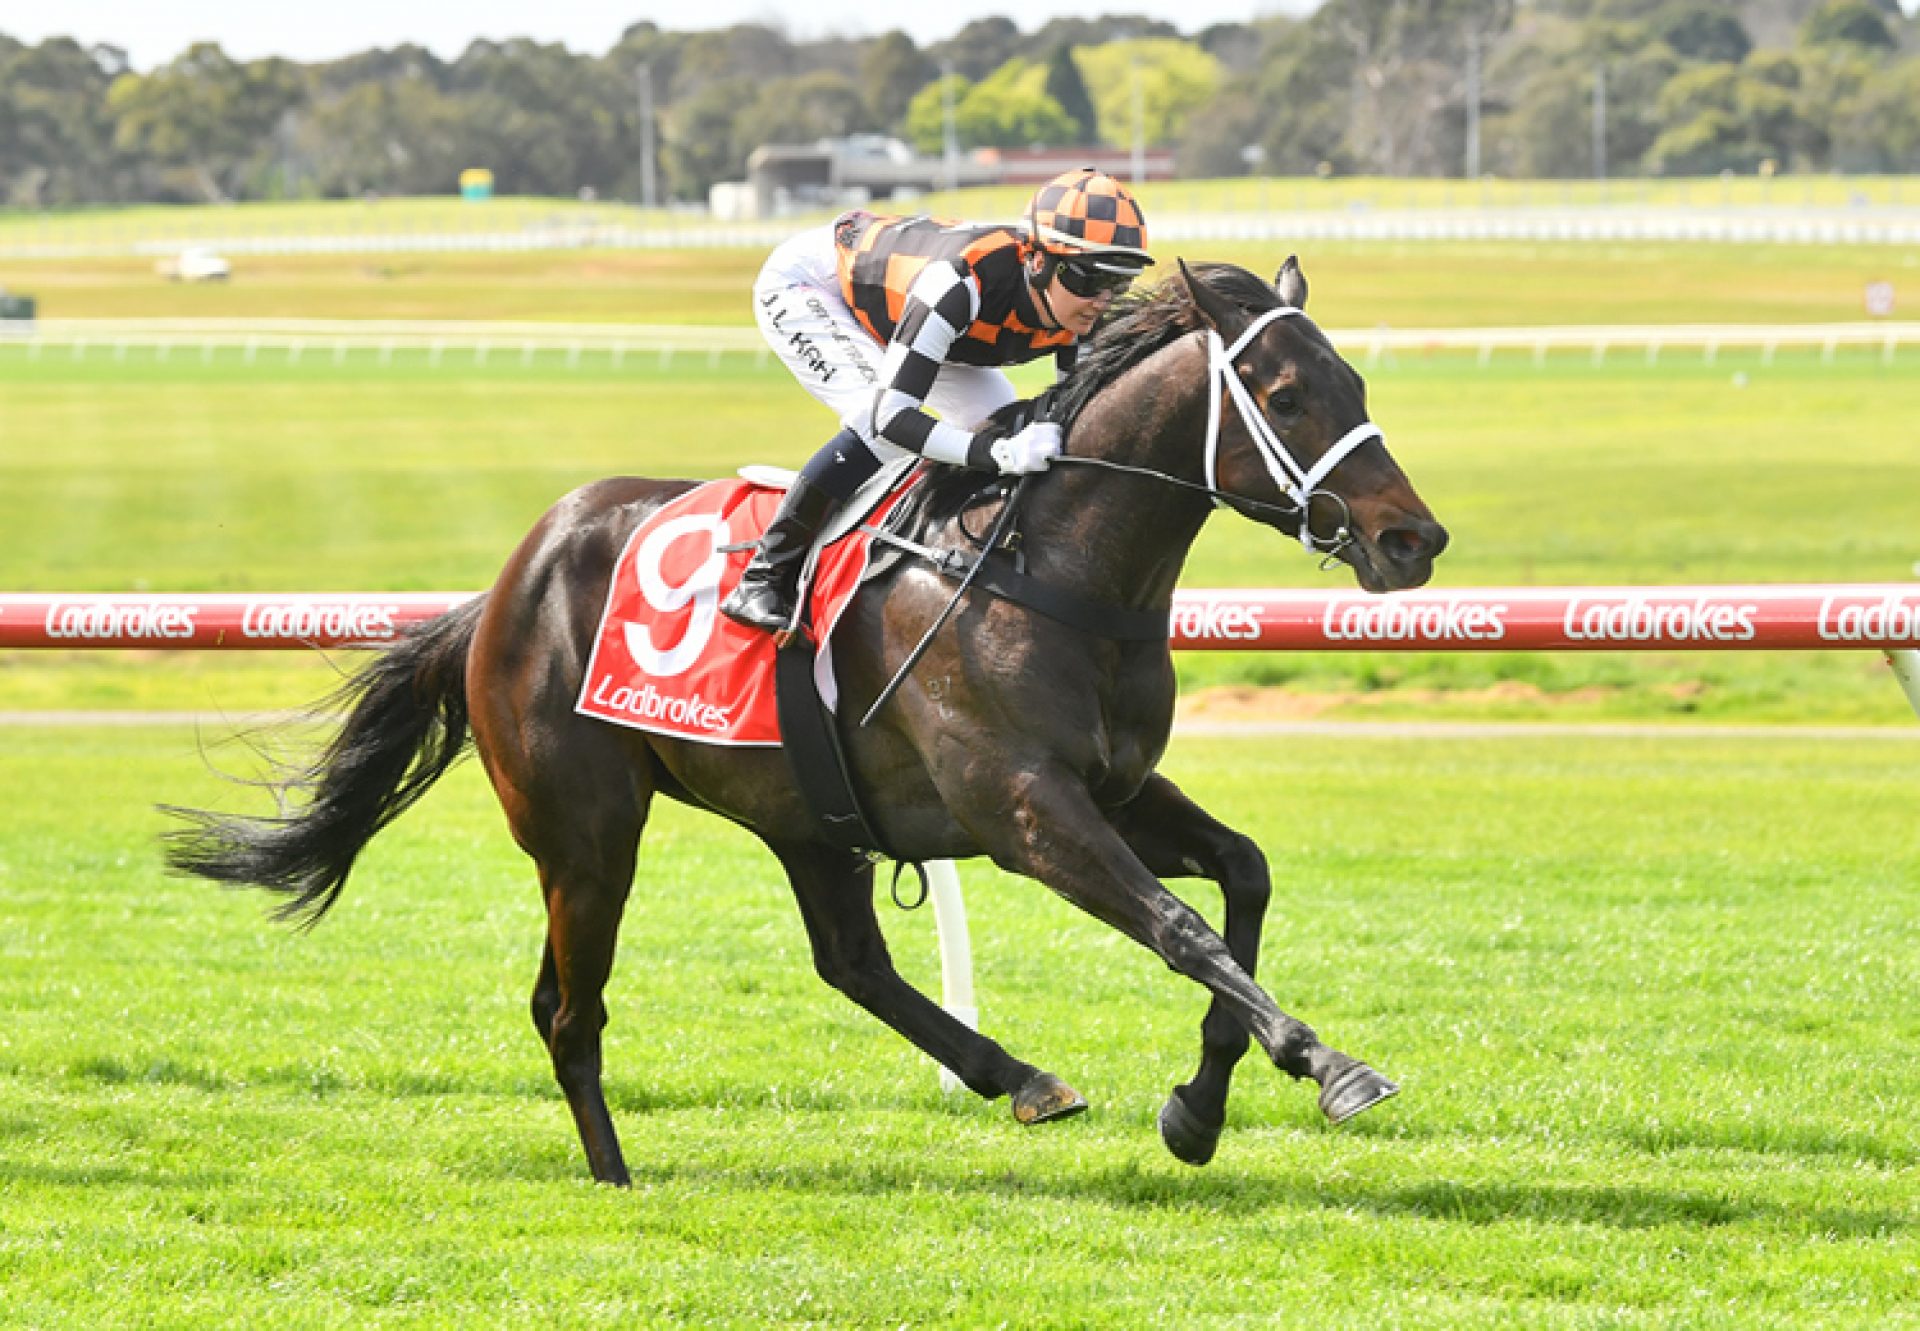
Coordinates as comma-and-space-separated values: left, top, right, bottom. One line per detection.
575, 475, 913, 746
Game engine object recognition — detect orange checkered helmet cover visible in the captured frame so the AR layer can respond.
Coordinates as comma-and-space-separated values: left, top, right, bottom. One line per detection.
1025, 168, 1154, 266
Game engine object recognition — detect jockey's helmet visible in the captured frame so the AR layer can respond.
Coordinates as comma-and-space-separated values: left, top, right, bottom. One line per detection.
1025, 168, 1155, 276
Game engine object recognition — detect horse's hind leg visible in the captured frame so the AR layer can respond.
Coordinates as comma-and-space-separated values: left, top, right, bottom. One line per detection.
534, 837, 642, 1186
529, 940, 559, 1045
1109, 774, 1273, 1166
774, 842, 1084, 1124
487, 732, 648, 1187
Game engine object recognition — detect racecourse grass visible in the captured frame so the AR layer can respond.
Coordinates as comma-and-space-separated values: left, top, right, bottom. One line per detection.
3, 249, 767, 324
8, 238, 1915, 326
3, 232, 1918, 1324
0, 725, 1914, 1326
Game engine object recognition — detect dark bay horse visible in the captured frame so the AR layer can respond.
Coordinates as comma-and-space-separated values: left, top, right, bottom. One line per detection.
167, 259, 1448, 1185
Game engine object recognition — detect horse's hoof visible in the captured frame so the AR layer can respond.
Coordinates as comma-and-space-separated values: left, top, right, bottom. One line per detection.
1318, 1061, 1399, 1125
1011, 1072, 1088, 1125
1157, 1089, 1220, 1167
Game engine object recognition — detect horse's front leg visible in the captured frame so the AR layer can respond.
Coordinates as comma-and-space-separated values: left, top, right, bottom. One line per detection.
970, 765, 1397, 1145
1108, 773, 1274, 1166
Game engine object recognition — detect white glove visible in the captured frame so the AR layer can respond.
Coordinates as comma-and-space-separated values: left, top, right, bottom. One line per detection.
988, 420, 1062, 476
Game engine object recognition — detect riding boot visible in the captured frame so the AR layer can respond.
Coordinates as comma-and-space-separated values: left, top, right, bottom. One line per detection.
719, 474, 841, 633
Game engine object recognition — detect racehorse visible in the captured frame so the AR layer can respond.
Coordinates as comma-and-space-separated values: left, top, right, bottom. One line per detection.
166, 258, 1449, 1186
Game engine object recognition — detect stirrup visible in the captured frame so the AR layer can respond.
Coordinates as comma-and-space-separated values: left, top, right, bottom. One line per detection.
720, 579, 799, 637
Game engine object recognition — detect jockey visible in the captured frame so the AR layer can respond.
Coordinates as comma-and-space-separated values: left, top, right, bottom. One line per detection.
720, 167, 1154, 634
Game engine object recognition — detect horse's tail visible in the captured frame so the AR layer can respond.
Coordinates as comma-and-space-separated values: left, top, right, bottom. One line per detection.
162, 595, 487, 928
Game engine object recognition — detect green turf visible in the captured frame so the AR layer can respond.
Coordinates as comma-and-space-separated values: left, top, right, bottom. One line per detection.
9, 238, 1915, 327
4, 249, 768, 323
3, 342, 1916, 722
0, 725, 1914, 1326
5, 220, 1916, 1324
0, 195, 697, 247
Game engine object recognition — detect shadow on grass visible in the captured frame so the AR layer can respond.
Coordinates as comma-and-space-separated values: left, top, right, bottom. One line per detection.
0, 1158, 244, 1191
1616, 1119, 1915, 1168
47, 1056, 1913, 1239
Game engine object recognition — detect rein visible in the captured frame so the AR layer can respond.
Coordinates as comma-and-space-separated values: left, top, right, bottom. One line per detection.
858, 478, 1028, 728
1050, 454, 1341, 536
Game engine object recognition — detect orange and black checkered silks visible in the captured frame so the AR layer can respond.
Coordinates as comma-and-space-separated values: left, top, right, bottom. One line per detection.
832, 212, 1075, 367
1027, 169, 1150, 256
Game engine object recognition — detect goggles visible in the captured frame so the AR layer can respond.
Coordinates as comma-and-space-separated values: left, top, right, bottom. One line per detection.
1055, 258, 1141, 300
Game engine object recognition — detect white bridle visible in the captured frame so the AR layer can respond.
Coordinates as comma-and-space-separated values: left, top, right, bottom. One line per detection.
1202, 306, 1383, 550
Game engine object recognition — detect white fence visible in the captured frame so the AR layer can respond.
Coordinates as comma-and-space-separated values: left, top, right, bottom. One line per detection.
0, 224, 798, 261
0, 318, 769, 368
1350, 321, 1916, 367
1152, 207, 1920, 247
4, 317, 1913, 369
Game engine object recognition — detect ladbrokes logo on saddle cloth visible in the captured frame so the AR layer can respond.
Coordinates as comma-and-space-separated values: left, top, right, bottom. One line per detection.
576, 477, 911, 745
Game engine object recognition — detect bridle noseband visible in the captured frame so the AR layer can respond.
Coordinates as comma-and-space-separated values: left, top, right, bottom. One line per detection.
1054, 305, 1382, 560
1204, 306, 1381, 553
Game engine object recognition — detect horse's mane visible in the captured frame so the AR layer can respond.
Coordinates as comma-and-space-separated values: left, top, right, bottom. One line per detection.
1046, 262, 1281, 430
895, 262, 1283, 532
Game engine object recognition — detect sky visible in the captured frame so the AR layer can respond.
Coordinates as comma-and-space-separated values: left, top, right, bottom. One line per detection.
4, 1, 1312, 71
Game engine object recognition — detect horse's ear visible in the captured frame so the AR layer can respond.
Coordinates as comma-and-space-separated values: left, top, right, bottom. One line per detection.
1179, 258, 1247, 338
1274, 255, 1309, 311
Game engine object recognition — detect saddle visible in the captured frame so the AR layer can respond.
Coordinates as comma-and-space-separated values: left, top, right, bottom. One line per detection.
574, 448, 1169, 865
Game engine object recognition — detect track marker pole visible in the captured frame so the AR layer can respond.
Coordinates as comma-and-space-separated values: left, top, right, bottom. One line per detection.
925, 859, 977, 1095
1890, 651, 1920, 722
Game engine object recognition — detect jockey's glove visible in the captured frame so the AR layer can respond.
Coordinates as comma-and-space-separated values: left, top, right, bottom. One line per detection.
986, 420, 1063, 476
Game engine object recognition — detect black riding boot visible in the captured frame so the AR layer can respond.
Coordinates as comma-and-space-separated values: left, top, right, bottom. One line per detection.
719, 474, 841, 633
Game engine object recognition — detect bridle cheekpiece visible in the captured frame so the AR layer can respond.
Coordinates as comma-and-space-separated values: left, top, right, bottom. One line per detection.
1203, 306, 1382, 553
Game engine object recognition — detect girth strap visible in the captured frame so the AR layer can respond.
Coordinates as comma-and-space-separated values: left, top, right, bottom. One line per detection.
774, 614, 886, 854
774, 621, 932, 905
940, 551, 1170, 642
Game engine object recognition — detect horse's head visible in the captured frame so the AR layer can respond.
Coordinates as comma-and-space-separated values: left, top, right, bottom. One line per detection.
1180, 258, 1448, 593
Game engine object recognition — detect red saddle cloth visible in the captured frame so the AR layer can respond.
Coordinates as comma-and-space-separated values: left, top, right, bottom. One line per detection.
576, 475, 913, 746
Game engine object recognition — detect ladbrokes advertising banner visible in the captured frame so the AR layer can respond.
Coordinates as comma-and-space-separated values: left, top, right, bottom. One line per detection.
4, 586, 1918, 654
1164, 586, 1920, 652
0, 593, 472, 648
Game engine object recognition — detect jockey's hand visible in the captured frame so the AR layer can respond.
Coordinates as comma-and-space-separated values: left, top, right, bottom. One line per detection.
988, 420, 1062, 475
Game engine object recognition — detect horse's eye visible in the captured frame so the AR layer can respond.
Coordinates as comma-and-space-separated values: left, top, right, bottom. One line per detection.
1269, 393, 1300, 418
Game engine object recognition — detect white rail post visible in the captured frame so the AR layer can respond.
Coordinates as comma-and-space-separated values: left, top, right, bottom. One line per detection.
1890, 651, 1920, 722
924, 859, 977, 1095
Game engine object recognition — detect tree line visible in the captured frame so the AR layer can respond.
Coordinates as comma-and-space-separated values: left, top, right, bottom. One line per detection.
2, 0, 1915, 209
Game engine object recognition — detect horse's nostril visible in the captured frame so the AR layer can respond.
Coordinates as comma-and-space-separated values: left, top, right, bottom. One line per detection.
1380, 520, 1448, 563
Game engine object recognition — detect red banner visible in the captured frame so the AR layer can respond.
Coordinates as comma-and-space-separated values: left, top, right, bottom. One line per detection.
1164, 585, 1920, 651
0, 593, 474, 650
4, 585, 1919, 652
